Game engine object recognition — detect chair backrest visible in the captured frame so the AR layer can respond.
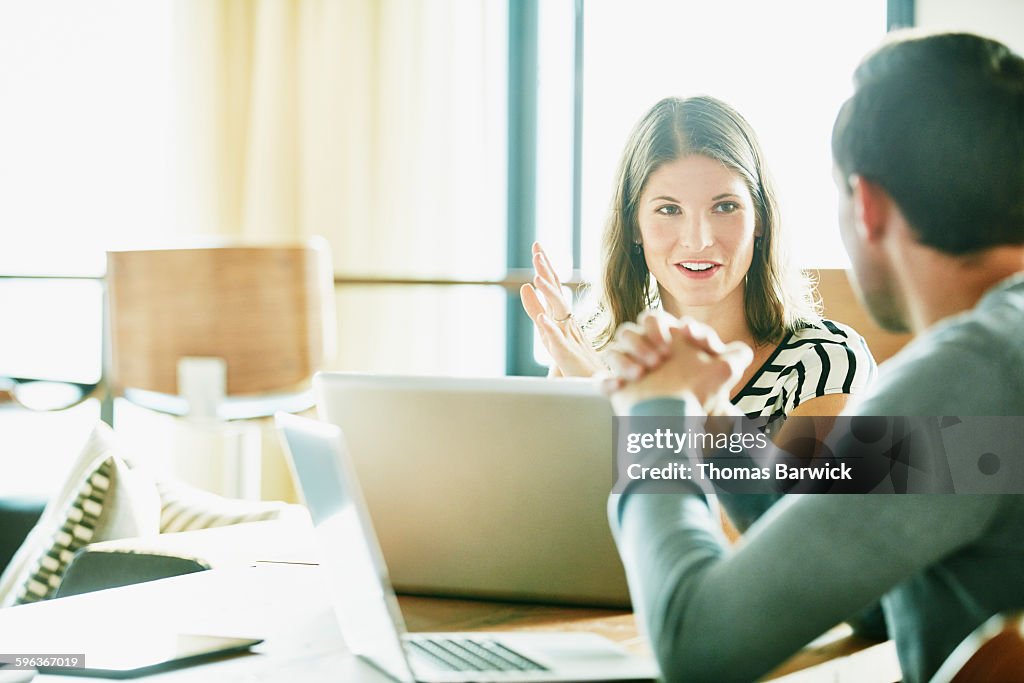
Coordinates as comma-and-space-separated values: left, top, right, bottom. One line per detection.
930, 612, 1024, 683
813, 269, 913, 365
106, 244, 335, 398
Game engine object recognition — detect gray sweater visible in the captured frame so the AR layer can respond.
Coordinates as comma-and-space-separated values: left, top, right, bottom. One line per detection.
610, 274, 1024, 683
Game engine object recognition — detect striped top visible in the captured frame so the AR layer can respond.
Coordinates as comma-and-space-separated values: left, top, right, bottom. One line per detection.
732, 319, 876, 435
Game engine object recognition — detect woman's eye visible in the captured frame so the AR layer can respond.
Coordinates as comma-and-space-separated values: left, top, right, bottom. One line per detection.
713, 201, 740, 214
656, 205, 681, 216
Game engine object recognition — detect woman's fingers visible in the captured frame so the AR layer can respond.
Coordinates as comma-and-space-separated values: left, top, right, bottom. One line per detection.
533, 272, 570, 321
523, 284, 575, 375
519, 283, 546, 322
527, 242, 572, 322
531, 265, 571, 323
526, 247, 601, 378
537, 314, 599, 377
522, 278, 571, 329
532, 242, 562, 289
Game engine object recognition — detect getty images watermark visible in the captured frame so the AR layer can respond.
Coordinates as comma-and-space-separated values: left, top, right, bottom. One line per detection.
612, 415, 1024, 495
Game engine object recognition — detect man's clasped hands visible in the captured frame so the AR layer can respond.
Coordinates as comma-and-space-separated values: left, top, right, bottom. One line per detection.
599, 311, 755, 418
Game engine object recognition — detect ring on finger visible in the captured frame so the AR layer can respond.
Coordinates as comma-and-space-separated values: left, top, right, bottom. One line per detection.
553, 311, 573, 324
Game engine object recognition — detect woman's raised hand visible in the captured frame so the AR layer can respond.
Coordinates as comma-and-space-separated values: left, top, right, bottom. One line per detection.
519, 242, 605, 377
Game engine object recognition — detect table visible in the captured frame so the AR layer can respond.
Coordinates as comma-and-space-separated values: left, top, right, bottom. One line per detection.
398, 595, 899, 682
0, 563, 900, 681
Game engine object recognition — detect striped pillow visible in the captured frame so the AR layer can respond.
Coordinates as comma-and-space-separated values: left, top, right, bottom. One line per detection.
15, 457, 115, 603
0, 423, 115, 608
0, 423, 159, 608
3, 454, 160, 606
156, 479, 298, 534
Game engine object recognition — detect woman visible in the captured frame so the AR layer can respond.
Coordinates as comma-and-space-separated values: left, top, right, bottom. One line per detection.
524, 96, 883, 636
521, 96, 875, 445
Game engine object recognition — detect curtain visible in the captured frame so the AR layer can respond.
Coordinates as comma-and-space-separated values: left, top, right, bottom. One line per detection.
173, 0, 505, 276
167, 0, 507, 500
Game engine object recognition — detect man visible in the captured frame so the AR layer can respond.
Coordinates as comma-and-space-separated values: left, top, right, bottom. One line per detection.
604, 32, 1024, 683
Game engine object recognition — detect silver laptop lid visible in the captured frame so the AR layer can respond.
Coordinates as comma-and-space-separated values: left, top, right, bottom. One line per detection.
275, 412, 415, 683
313, 373, 629, 607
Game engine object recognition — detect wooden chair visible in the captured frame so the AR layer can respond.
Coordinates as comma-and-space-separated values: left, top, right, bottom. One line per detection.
106, 243, 335, 419
930, 612, 1024, 683
105, 243, 335, 498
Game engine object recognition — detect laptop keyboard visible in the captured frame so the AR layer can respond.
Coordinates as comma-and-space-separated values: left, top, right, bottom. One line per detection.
406, 637, 549, 673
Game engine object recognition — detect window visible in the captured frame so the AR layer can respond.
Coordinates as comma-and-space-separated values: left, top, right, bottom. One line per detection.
517, 1, 889, 373
0, 1, 175, 276
575, 1, 888, 277
0, 1, 174, 495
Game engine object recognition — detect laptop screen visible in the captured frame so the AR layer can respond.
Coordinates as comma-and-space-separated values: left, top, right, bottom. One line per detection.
276, 413, 415, 683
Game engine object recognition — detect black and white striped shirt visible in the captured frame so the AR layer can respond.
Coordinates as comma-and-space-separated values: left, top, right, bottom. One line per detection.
732, 319, 876, 434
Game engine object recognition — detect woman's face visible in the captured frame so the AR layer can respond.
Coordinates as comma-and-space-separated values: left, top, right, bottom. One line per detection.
636, 154, 760, 316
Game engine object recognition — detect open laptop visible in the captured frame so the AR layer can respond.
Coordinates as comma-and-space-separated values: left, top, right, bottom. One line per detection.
313, 373, 630, 607
275, 412, 658, 683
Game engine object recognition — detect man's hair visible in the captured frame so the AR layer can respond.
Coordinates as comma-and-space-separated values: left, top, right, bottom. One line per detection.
832, 31, 1024, 254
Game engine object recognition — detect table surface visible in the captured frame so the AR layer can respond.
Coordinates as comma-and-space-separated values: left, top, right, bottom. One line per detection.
0, 563, 900, 682
398, 593, 899, 682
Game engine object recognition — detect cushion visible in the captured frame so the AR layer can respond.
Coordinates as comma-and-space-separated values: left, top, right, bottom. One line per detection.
156, 479, 303, 533
0, 423, 160, 607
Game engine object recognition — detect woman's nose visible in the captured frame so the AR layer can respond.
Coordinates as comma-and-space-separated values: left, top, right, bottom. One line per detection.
679, 214, 713, 251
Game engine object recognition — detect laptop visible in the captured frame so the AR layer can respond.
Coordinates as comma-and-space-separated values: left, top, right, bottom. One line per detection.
275, 412, 658, 683
313, 373, 630, 607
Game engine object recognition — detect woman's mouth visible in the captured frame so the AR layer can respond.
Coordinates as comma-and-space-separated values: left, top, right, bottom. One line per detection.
675, 261, 721, 279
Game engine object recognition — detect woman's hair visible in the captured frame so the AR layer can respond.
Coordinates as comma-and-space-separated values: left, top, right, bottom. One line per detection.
589, 95, 818, 348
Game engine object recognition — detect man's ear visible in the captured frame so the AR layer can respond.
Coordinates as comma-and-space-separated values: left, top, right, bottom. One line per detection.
849, 175, 890, 244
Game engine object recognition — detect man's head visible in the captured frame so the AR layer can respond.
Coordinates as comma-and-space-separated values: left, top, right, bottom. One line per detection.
832, 31, 1024, 331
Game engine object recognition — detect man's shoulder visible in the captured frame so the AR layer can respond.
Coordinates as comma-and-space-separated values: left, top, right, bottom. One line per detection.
916, 276, 1024, 371
855, 289, 1024, 416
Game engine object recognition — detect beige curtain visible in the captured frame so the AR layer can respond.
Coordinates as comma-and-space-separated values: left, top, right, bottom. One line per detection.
173, 0, 505, 270
173, 0, 507, 377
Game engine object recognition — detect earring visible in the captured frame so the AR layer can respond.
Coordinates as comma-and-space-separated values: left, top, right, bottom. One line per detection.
754, 236, 763, 250
632, 241, 643, 255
